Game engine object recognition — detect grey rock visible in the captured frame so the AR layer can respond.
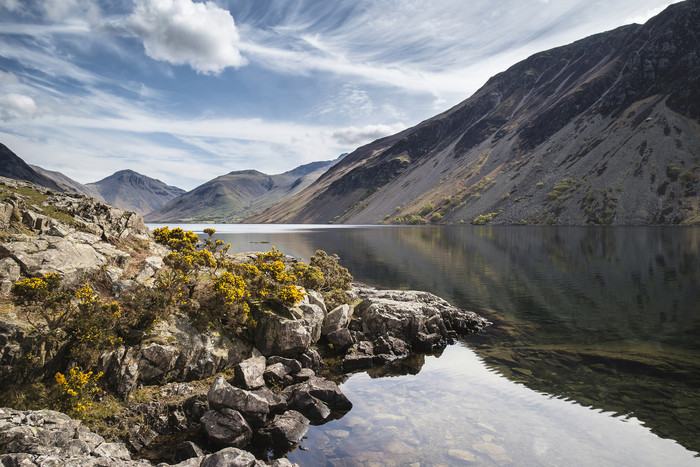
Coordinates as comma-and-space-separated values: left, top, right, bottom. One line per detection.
286, 390, 331, 423
257, 410, 310, 448
250, 386, 287, 414
175, 441, 205, 463
266, 356, 302, 373
99, 314, 252, 398
352, 285, 489, 348
207, 376, 270, 426
233, 356, 266, 389
200, 409, 252, 448
0, 257, 21, 282
253, 310, 313, 357
326, 328, 354, 351
305, 290, 327, 315
298, 349, 324, 371
94, 442, 133, 460
200, 447, 257, 467
0, 408, 149, 465
294, 368, 315, 383
285, 376, 352, 414
263, 362, 290, 386
322, 304, 352, 336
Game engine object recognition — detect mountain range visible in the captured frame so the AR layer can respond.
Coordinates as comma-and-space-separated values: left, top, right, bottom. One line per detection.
2, 2, 699, 226
144, 157, 342, 223
247, 0, 700, 226
1, 142, 342, 221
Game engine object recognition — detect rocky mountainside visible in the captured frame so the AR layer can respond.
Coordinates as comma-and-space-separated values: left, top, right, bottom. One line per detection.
0, 144, 64, 192
247, 0, 700, 226
87, 170, 185, 216
30, 164, 105, 201
146, 157, 343, 223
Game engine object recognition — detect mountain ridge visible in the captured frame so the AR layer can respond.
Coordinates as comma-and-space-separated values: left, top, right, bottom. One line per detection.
145, 156, 343, 223
246, 1, 700, 225
0, 143, 64, 192
86, 169, 186, 216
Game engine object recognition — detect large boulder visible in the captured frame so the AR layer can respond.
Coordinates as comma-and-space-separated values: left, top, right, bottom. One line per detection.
351, 285, 489, 350
207, 376, 271, 427
253, 311, 313, 357
253, 292, 326, 357
282, 376, 352, 423
257, 410, 310, 450
233, 356, 266, 390
200, 409, 253, 448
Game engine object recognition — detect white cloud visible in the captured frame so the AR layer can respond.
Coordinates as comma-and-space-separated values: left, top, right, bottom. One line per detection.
125, 0, 247, 74
0, 93, 37, 120
0, 0, 20, 13
41, 0, 100, 23
332, 123, 406, 146
0, 70, 19, 84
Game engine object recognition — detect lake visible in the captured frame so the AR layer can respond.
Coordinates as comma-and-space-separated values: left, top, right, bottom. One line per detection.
149, 224, 700, 466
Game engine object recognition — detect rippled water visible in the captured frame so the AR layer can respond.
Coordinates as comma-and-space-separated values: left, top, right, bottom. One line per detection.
148, 224, 700, 465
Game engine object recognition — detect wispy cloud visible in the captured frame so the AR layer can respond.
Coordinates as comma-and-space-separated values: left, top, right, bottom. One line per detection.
0, 0, 678, 191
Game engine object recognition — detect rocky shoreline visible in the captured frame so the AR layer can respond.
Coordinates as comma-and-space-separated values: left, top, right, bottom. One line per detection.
0, 177, 489, 465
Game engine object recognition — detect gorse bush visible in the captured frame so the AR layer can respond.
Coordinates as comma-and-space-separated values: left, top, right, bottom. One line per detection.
53, 367, 102, 419
294, 250, 353, 309
11, 273, 72, 331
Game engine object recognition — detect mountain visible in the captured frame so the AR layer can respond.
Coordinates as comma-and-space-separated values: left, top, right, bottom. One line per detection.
30, 165, 105, 201
247, 1, 700, 226
87, 170, 186, 216
0, 143, 64, 192
145, 158, 342, 223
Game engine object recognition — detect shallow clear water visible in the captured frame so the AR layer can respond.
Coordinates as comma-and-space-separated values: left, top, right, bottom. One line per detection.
148, 224, 700, 465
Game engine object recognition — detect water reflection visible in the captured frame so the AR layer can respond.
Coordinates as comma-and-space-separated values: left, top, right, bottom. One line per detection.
291, 344, 699, 466
153, 224, 700, 459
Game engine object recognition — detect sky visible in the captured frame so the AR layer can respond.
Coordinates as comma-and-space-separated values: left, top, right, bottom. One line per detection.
0, 0, 678, 191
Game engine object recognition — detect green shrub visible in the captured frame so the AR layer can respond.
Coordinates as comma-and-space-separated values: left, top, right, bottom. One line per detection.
679, 170, 695, 184
472, 212, 499, 225
417, 203, 435, 217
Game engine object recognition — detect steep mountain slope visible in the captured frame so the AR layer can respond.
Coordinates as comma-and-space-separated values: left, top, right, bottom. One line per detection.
0, 143, 64, 192
30, 164, 105, 201
248, 0, 700, 226
87, 170, 185, 216
145, 158, 341, 223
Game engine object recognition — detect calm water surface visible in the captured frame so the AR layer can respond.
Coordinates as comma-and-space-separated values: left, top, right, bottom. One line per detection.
149, 224, 700, 466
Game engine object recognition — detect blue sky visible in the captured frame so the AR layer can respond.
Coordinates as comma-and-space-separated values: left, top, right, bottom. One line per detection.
0, 0, 677, 190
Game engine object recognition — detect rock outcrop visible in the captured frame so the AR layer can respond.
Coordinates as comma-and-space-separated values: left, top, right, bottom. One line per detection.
0, 408, 151, 466
99, 314, 253, 398
0, 177, 157, 291
341, 285, 490, 371
0, 407, 301, 467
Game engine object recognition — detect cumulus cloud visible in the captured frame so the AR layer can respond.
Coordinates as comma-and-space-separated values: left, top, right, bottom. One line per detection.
125, 0, 247, 74
332, 123, 405, 146
0, 93, 37, 120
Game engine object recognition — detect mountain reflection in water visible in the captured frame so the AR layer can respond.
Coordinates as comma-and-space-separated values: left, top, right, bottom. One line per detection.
154, 224, 700, 464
